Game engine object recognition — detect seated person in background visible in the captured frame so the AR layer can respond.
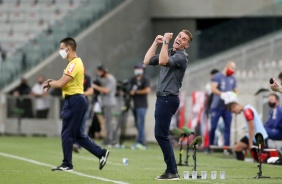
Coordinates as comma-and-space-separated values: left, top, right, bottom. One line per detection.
264, 93, 282, 140
227, 102, 268, 161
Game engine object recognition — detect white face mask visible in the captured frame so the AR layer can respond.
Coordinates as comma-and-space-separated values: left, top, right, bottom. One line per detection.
59, 48, 68, 59
134, 69, 144, 76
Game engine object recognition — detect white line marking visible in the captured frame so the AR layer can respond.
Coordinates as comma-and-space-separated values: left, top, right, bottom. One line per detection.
0, 152, 128, 184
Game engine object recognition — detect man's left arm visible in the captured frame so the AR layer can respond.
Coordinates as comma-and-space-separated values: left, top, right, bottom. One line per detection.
47, 75, 73, 89
159, 33, 173, 66
276, 107, 282, 129
233, 77, 238, 94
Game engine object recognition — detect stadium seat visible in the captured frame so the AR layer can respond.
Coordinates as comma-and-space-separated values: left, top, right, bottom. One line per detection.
0, 12, 8, 23
0, 0, 123, 90
20, 0, 36, 4
236, 70, 241, 79
270, 60, 277, 68
247, 70, 254, 78
241, 70, 247, 79
0, 23, 12, 32
278, 60, 282, 67
9, 12, 25, 23
37, 0, 54, 5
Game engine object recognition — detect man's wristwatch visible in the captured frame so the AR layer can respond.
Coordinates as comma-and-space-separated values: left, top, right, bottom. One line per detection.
47, 79, 53, 87
163, 40, 169, 44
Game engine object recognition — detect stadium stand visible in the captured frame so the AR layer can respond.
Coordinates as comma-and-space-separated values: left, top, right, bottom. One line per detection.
0, 0, 124, 90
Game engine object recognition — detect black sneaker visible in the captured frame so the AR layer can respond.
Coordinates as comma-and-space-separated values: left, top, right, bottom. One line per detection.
99, 150, 110, 170
155, 172, 180, 180
52, 165, 73, 172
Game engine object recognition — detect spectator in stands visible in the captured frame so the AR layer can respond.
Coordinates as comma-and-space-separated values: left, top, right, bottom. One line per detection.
227, 101, 268, 161
129, 63, 151, 150
210, 61, 237, 154
0, 43, 6, 62
10, 77, 31, 96
31, 75, 50, 118
93, 65, 117, 146
73, 73, 94, 153
264, 93, 282, 140
9, 77, 33, 118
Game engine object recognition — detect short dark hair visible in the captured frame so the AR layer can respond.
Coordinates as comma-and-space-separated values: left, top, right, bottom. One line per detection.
210, 69, 219, 75
181, 30, 193, 43
278, 72, 282, 79
227, 102, 238, 112
269, 93, 280, 101
97, 65, 108, 73
60, 37, 77, 51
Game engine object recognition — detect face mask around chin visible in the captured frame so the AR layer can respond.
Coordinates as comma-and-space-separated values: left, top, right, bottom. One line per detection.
268, 102, 276, 108
59, 49, 68, 59
226, 68, 234, 76
134, 69, 143, 76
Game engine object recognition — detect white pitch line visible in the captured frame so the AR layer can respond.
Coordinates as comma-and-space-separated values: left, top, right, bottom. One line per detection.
0, 152, 129, 184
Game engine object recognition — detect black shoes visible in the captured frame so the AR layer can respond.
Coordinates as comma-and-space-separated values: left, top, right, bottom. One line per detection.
52, 165, 73, 172
155, 172, 180, 180
99, 150, 110, 170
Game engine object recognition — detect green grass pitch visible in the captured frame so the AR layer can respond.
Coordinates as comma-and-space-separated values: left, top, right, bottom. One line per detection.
0, 136, 282, 184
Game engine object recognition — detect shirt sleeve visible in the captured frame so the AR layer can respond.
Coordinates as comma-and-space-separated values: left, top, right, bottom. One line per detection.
32, 84, 41, 95
148, 54, 159, 66
243, 108, 254, 121
264, 110, 272, 128
143, 77, 150, 88
211, 73, 220, 84
65, 61, 78, 78
233, 77, 237, 89
105, 77, 116, 91
166, 53, 187, 68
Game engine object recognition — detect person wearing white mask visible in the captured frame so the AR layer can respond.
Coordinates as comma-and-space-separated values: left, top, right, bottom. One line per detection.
129, 63, 151, 150
43, 37, 109, 171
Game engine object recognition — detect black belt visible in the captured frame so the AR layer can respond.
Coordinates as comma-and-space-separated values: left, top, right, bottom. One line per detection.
65, 94, 82, 99
156, 92, 178, 97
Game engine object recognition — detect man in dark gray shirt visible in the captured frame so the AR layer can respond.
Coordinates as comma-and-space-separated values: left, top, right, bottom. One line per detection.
143, 30, 192, 180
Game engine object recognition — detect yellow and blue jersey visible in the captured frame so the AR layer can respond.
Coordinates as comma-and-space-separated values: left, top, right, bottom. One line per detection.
62, 57, 84, 98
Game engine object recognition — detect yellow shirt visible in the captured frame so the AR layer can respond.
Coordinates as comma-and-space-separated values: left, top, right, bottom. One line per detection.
62, 57, 84, 98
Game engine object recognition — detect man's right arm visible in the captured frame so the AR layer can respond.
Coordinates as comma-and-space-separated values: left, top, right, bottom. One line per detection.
211, 82, 221, 95
143, 35, 163, 65
244, 108, 255, 149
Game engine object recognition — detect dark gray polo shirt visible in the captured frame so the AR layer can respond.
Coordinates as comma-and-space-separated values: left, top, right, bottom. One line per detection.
149, 48, 188, 95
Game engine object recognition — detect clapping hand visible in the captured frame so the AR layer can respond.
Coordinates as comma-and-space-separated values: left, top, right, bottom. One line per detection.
163, 32, 173, 42
269, 78, 280, 92
154, 35, 164, 44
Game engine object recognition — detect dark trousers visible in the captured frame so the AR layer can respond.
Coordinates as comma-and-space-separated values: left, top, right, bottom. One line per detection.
132, 107, 147, 145
265, 127, 282, 140
36, 109, 49, 118
61, 94, 104, 168
209, 108, 232, 146
154, 96, 180, 174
